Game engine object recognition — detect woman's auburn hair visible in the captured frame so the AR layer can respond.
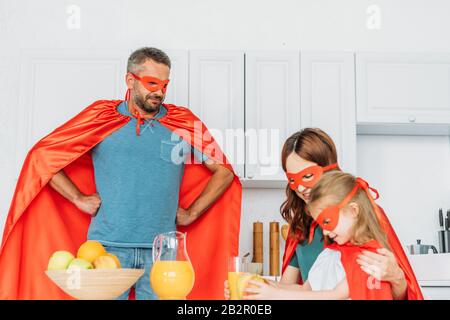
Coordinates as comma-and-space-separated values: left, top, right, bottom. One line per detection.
280, 128, 338, 244
308, 171, 390, 249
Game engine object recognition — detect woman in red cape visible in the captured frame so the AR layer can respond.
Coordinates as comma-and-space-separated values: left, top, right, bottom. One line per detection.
0, 99, 242, 300
280, 129, 423, 300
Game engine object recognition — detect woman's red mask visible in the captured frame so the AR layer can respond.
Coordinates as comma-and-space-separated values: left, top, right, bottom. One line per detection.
130, 72, 170, 94
286, 163, 338, 190
315, 177, 380, 232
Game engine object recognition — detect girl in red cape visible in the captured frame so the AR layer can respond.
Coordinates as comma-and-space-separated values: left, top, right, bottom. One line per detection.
245, 171, 405, 300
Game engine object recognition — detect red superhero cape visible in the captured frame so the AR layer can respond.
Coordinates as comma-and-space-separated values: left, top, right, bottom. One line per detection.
0, 100, 242, 300
326, 240, 393, 300
281, 206, 423, 300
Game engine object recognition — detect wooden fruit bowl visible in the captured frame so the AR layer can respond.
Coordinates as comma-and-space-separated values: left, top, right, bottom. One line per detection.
45, 269, 145, 300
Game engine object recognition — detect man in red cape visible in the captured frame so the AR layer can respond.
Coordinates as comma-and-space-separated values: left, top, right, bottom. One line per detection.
282, 207, 424, 300
0, 48, 242, 300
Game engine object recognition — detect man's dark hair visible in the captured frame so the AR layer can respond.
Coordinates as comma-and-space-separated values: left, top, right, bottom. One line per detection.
127, 47, 171, 72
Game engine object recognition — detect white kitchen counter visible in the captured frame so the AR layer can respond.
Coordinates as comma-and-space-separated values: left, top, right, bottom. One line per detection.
407, 253, 450, 282
419, 280, 450, 287
407, 253, 450, 300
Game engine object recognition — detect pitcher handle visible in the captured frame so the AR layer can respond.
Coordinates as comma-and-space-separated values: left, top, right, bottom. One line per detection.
152, 235, 162, 263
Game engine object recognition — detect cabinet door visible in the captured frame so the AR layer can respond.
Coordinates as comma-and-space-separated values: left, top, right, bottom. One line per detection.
356, 53, 450, 125
15, 49, 129, 173
301, 52, 357, 174
245, 52, 301, 181
189, 51, 245, 178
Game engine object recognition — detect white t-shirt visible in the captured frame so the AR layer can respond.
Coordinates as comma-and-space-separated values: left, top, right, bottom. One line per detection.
308, 248, 346, 291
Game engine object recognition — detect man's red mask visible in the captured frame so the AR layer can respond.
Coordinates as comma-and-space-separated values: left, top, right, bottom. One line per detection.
130, 72, 170, 94
286, 163, 338, 190
315, 177, 380, 232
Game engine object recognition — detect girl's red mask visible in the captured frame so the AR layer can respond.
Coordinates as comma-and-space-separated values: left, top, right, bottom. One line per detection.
286, 163, 338, 190
315, 177, 380, 232
130, 72, 170, 94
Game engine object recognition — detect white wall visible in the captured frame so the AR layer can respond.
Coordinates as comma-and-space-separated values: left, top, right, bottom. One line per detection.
357, 135, 450, 248
2, 0, 450, 272
2, 0, 450, 51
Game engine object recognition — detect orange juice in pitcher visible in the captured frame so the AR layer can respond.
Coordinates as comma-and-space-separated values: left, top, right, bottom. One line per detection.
150, 232, 195, 300
150, 260, 195, 300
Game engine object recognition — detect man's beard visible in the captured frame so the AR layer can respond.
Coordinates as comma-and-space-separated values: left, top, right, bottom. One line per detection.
133, 93, 163, 113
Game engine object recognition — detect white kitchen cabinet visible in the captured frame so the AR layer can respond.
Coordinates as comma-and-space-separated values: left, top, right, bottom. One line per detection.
245, 51, 301, 184
356, 53, 450, 135
15, 48, 129, 175
188, 51, 245, 178
300, 52, 357, 174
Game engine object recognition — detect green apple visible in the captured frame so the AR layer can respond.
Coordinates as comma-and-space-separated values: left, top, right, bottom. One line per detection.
67, 258, 93, 271
47, 251, 75, 270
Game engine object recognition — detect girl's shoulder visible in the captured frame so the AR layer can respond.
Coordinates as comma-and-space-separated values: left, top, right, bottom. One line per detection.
311, 248, 344, 272
308, 248, 346, 291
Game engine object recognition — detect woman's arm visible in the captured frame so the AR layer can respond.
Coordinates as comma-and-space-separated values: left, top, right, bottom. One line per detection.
280, 266, 301, 285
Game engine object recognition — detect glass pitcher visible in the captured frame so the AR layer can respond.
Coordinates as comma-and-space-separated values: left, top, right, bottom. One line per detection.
150, 231, 195, 300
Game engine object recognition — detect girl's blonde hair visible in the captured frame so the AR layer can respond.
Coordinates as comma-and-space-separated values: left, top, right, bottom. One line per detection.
308, 171, 390, 249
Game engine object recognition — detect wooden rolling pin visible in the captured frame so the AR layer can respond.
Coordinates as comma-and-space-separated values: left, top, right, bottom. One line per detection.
252, 222, 263, 270
269, 222, 280, 276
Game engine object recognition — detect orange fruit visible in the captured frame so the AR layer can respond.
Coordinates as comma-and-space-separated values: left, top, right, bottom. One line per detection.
237, 274, 267, 299
93, 255, 118, 269
77, 240, 106, 263
105, 252, 121, 268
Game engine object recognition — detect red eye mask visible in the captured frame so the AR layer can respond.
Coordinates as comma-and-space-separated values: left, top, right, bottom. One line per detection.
315, 177, 380, 232
130, 73, 170, 94
286, 163, 338, 190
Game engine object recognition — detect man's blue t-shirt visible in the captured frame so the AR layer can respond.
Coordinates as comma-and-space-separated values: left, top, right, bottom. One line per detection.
87, 101, 207, 248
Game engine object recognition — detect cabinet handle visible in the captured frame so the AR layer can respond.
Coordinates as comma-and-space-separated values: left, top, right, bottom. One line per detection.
408, 116, 416, 123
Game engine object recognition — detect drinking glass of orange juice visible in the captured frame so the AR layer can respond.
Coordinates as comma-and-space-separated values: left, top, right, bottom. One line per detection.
150, 231, 195, 300
228, 257, 248, 300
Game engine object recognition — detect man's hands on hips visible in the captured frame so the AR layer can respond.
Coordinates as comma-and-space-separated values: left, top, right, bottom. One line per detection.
49, 170, 101, 217
175, 159, 234, 227
73, 193, 102, 216
176, 207, 198, 226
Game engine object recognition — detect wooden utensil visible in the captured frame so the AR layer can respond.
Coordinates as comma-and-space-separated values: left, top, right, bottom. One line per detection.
269, 222, 280, 276
253, 221, 264, 265
281, 224, 289, 241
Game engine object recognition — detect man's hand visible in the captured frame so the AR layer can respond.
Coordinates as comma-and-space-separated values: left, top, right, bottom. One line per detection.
49, 170, 101, 217
179, 159, 234, 224
73, 193, 102, 216
176, 207, 198, 226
